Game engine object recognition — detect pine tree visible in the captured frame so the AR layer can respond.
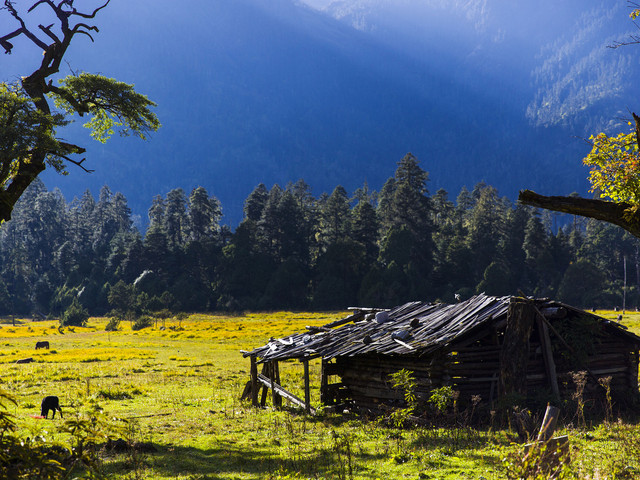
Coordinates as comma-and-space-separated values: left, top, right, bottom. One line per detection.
164, 188, 187, 250
352, 195, 379, 264
148, 195, 166, 233
466, 183, 506, 285
243, 183, 269, 222
186, 186, 222, 243
317, 185, 351, 250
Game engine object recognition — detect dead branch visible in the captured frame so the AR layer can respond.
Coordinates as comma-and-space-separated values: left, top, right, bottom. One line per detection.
3, 1, 49, 51
69, 0, 111, 20
60, 156, 94, 173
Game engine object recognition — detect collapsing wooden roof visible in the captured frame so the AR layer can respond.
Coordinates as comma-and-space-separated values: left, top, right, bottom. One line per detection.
245, 294, 640, 363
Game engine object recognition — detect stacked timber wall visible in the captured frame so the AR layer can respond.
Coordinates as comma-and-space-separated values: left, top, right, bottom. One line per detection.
329, 312, 639, 411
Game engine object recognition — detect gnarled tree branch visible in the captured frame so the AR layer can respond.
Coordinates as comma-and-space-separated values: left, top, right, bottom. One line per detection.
3, 1, 49, 51
518, 190, 640, 237
0, 0, 106, 222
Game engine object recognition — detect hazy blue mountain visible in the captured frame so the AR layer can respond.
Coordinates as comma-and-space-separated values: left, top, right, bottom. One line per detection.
3, 0, 639, 225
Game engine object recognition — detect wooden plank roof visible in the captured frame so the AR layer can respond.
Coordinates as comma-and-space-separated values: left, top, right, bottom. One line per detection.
244, 294, 509, 361
244, 294, 640, 362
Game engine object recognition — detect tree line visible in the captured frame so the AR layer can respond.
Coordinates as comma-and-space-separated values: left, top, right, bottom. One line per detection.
0, 153, 637, 320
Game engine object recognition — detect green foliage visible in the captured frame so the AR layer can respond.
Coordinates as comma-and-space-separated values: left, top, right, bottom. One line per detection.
583, 127, 640, 205
61, 297, 89, 327
556, 259, 604, 307
132, 315, 153, 331
428, 385, 455, 415
105, 317, 121, 331
501, 440, 572, 480
389, 369, 418, 427
108, 281, 136, 319
0, 83, 70, 177
2, 156, 640, 316
51, 73, 161, 143
0, 389, 111, 479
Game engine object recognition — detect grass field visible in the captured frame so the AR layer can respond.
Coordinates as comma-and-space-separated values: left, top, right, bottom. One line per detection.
2, 309, 640, 479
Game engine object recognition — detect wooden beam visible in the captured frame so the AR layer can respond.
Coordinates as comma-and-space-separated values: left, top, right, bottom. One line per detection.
322, 311, 366, 329
303, 358, 311, 414
320, 358, 328, 405
536, 314, 561, 399
257, 373, 316, 414
260, 363, 269, 407
537, 404, 560, 442
250, 356, 258, 407
273, 361, 282, 408
499, 300, 535, 398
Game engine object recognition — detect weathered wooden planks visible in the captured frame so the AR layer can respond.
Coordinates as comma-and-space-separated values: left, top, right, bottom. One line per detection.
244, 294, 640, 412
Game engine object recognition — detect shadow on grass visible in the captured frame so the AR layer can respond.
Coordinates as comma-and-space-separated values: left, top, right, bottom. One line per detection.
103, 439, 389, 479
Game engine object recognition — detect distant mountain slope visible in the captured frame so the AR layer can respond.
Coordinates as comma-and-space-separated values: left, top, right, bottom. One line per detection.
3, 0, 637, 225
320, 0, 640, 131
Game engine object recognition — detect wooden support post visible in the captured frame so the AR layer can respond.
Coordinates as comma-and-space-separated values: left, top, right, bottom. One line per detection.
537, 404, 560, 442
536, 315, 560, 399
320, 358, 328, 405
250, 356, 258, 407
631, 349, 639, 392
524, 404, 569, 474
273, 361, 282, 408
260, 363, 269, 407
269, 362, 276, 408
500, 300, 535, 399
531, 301, 603, 390
303, 358, 311, 414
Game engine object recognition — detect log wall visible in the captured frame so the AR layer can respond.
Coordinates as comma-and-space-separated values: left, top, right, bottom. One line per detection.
330, 332, 639, 411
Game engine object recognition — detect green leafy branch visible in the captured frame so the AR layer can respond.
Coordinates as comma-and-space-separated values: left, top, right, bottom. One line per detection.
49, 72, 161, 143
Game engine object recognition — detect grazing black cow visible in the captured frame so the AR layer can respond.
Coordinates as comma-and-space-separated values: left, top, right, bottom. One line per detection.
41, 396, 63, 419
35, 341, 49, 350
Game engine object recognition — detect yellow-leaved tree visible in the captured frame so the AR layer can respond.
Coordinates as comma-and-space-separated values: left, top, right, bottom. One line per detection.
519, 4, 640, 237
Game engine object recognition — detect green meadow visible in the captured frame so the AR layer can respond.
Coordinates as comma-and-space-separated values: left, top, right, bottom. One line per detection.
2, 310, 640, 479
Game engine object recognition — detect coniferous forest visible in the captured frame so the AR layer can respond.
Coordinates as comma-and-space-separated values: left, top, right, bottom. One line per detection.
0, 153, 636, 319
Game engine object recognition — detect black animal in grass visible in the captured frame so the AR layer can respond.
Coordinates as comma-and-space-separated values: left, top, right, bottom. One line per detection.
35, 341, 49, 350
41, 396, 63, 419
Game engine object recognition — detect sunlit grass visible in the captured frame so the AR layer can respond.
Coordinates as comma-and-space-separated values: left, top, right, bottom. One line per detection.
1, 310, 639, 479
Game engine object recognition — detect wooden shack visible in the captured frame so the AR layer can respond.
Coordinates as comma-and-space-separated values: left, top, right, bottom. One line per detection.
243, 294, 640, 413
